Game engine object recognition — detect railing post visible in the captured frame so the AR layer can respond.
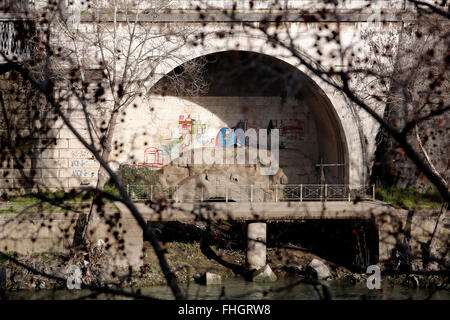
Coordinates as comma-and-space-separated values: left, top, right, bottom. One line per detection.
300, 184, 303, 202
372, 184, 375, 201
275, 184, 278, 202
348, 185, 351, 202
325, 184, 327, 201
250, 184, 254, 202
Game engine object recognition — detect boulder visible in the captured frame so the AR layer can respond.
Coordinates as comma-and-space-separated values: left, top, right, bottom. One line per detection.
252, 264, 277, 283
306, 259, 331, 280
194, 272, 222, 285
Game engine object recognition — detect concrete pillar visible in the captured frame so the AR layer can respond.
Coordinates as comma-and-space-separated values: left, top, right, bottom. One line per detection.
247, 222, 267, 270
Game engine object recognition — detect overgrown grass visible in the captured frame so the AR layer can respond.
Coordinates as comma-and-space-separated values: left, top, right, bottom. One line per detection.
377, 187, 444, 209
0, 206, 17, 214
0, 251, 16, 264
0, 185, 123, 214
117, 165, 159, 186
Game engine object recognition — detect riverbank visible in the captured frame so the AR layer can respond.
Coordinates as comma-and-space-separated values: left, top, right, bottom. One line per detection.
2, 240, 448, 293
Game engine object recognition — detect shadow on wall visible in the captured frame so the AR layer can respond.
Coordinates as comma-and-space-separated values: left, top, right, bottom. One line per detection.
146, 219, 379, 272
268, 220, 379, 272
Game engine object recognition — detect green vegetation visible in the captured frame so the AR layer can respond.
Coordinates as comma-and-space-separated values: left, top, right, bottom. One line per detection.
0, 180, 131, 215
117, 165, 159, 186
377, 187, 443, 209
174, 242, 201, 255
103, 184, 120, 200
147, 263, 156, 272
0, 206, 17, 214
0, 189, 93, 214
0, 251, 16, 264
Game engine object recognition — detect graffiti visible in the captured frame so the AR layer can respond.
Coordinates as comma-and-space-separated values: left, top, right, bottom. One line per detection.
72, 169, 90, 177
279, 119, 304, 140
140, 146, 164, 169
179, 114, 206, 138
214, 119, 261, 147
71, 150, 92, 158
234, 119, 259, 131
216, 128, 236, 147
157, 114, 212, 158
178, 114, 194, 136
214, 118, 304, 148
70, 158, 97, 178
143, 114, 305, 165
70, 160, 97, 167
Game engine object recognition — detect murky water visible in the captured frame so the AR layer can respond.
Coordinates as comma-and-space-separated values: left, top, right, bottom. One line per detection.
6, 278, 450, 300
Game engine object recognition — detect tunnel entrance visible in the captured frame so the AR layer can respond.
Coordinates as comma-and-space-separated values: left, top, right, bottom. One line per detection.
117, 51, 349, 196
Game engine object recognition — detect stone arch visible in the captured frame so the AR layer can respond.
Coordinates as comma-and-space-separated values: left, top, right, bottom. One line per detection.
141, 38, 367, 185
144, 50, 351, 187
122, 34, 367, 187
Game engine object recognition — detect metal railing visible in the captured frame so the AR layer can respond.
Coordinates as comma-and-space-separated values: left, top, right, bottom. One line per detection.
127, 184, 376, 202
0, 20, 32, 63
0, 0, 34, 11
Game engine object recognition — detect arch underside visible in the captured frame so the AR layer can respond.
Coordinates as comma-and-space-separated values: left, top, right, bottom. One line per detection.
145, 51, 350, 192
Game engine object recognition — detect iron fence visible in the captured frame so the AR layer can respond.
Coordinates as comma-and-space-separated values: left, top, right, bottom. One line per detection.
127, 184, 376, 202
0, 0, 34, 11
0, 20, 33, 63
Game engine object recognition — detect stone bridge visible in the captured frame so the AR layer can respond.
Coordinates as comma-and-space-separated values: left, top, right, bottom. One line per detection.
0, 1, 447, 282
1, 200, 447, 272
0, 0, 425, 194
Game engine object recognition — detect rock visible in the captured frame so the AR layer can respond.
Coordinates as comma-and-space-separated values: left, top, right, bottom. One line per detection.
306, 259, 331, 280
194, 272, 222, 285
252, 264, 277, 283
205, 272, 221, 285
285, 265, 302, 275
403, 275, 420, 288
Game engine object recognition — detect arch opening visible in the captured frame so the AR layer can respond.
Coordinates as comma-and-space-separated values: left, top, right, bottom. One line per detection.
119, 51, 349, 200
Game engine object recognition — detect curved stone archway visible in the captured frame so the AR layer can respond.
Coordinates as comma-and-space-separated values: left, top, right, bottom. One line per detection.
115, 50, 362, 197
132, 31, 368, 186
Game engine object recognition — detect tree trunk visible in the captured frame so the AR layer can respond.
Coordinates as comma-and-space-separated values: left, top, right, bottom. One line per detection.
96, 107, 120, 190
426, 203, 448, 270
73, 102, 120, 248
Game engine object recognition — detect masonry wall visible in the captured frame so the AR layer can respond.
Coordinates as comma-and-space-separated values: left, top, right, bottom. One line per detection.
113, 95, 322, 185
0, 17, 402, 192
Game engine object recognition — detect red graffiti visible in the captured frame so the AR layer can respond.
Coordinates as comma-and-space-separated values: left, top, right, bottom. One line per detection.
179, 114, 194, 135
140, 147, 163, 169
279, 120, 304, 139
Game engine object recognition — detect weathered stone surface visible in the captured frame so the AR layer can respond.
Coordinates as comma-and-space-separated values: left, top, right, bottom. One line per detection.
252, 264, 277, 283
194, 272, 222, 285
306, 259, 331, 280
205, 272, 221, 285
247, 222, 266, 270
0, 205, 142, 269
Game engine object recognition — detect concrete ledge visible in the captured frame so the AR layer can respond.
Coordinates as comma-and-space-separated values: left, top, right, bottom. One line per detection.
78, 12, 414, 23
0, 207, 143, 268
115, 201, 416, 222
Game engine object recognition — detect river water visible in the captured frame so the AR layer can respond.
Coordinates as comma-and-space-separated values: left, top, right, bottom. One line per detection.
6, 278, 450, 300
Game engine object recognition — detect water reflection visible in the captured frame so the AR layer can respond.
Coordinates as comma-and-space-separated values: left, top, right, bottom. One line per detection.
6, 278, 450, 300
